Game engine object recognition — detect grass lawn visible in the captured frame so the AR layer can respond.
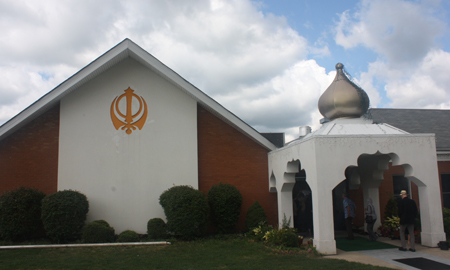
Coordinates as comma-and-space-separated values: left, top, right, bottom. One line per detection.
0, 238, 393, 270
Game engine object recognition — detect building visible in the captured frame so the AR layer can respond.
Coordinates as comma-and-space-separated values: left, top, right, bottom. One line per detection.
0, 39, 278, 233
268, 63, 446, 254
370, 108, 450, 209
0, 39, 447, 254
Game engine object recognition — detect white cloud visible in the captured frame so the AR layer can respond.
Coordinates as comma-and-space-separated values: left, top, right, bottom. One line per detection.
0, 0, 124, 66
221, 59, 335, 140
126, 0, 308, 95
335, 0, 450, 110
385, 49, 450, 108
0, 0, 329, 141
6, 0, 447, 144
0, 64, 77, 123
335, 0, 444, 66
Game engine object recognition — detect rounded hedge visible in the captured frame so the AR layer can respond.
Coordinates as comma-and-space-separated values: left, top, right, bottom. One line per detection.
147, 218, 167, 239
159, 185, 209, 239
245, 201, 267, 232
280, 229, 299, 247
41, 190, 89, 243
264, 228, 299, 247
0, 187, 46, 240
82, 220, 115, 243
117, 230, 140, 243
207, 183, 242, 234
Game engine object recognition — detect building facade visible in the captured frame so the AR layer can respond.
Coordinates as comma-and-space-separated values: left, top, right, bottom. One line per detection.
0, 39, 277, 233
0, 40, 448, 253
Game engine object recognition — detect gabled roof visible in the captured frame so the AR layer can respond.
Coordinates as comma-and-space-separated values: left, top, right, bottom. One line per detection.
369, 108, 450, 151
0, 39, 276, 151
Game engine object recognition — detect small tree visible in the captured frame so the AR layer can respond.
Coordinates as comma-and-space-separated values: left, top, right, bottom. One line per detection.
159, 185, 209, 239
41, 190, 89, 243
384, 195, 398, 220
0, 187, 46, 240
207, 183, 243, 234
245, 201, 267, 232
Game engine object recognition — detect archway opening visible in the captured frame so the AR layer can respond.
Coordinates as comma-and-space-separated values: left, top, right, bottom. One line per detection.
330, 152, 425, 240
292, 169, 313, 235
332, 166, 359, 234
333, 180, 349, 232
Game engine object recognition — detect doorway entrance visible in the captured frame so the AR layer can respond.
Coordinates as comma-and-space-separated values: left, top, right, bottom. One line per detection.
292, 169, 313, 235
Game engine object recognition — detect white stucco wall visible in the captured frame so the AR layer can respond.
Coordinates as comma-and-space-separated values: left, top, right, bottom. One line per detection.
269, 131, 446, 254
58, 58, 198, 234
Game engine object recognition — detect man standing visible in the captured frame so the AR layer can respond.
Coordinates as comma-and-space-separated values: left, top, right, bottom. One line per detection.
398, 190, 418, 252
342, 193, 356, 240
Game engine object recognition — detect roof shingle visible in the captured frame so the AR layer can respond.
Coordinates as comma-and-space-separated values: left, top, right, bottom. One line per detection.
369, 108, 450, 151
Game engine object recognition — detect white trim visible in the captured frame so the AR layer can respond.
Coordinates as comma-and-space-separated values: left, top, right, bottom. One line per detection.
438, 151, 450, 161
0, 242, 170, 250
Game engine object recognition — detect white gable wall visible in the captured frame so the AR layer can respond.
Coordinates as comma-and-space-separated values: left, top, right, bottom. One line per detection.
58, 58, 198, 234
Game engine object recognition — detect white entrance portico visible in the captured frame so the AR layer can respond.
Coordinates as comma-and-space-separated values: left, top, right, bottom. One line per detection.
268, 64, 446, 254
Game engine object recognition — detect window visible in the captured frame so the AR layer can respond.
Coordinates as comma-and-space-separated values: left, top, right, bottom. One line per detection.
441, 174, 450, 208
393, 175, 410, 199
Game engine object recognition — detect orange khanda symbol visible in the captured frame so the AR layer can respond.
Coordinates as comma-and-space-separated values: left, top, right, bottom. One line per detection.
110, 87, 148, 134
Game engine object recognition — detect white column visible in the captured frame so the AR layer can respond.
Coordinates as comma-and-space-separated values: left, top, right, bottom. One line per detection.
309, 169, 336, 255
277, 182, 296, 227
418, 185, 446, 246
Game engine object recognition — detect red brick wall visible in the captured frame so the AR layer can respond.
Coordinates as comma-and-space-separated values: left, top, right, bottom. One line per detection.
197, 105, 277, 231
0, 104, 59, 195
349, 187, 365, 227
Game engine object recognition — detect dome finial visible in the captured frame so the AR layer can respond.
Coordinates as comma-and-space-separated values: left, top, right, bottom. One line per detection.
318, 63, 370, 120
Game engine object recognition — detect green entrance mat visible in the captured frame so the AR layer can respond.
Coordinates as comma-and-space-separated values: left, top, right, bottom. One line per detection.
335, 237, 398, 251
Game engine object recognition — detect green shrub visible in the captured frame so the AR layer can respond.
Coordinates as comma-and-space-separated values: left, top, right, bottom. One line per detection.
279, 229, 299, 247
384, 195, 398, 220
0, 187, 46, 240
41, 190, 89, 243
117, 230, 140, 243
443, 208, 450, 235
207, 183, 243, 234
414, 212, 421, 231
82, 220, 115, 243
263, 227, 299, 248
147, 218, 167, 239
443, 207, 450, 219
159, 185, 209, 239
90, 220, 110, 228
245, 201, 267, 232
249, 223, 272, 241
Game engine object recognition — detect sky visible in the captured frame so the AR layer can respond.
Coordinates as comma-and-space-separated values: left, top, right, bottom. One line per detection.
1, 0, 449, 142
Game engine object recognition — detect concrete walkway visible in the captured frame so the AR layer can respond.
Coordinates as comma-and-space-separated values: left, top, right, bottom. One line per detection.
323, 234, 450, 269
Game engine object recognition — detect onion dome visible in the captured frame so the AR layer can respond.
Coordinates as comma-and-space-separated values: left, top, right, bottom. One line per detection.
318, 63, 370, 120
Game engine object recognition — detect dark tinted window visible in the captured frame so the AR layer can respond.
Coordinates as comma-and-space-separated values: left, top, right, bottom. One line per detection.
441, 174, 450, 208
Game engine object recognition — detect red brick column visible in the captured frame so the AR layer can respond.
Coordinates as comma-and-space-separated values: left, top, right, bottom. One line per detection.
197, 105, 277, 231
0, 104, 60, 195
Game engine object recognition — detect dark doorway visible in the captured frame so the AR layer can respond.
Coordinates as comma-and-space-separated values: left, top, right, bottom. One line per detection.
333, 180, 348, 230
441, 173, 450, 208
292, 170, 313, 235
